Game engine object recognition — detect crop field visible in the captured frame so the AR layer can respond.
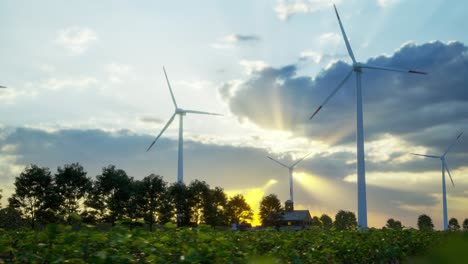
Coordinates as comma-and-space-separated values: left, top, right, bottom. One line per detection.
2, 224, 465, 263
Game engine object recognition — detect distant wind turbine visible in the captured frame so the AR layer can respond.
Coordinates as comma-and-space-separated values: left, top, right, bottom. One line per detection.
267, 152, 312, 203
309, 4, 427, 229
411, 132, 463, 231
146, 67, 222, 184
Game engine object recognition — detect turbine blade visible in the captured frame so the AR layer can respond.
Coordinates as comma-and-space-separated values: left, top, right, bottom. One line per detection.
146, 113, 176, 152
267, 156, 289, 168
334, 4, 356, 63
292, 151, 313, 168
360, 64, 427, 75
309, 69, 353, 120
410, 153, 440, 159
184, 110, 223, 116
163, 66, 178, 109
443, 160, 455, 187
443, 132, 463, 156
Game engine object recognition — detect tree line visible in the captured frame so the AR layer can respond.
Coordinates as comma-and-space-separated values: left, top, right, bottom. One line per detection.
0, 163, 254, 230
1, 163, 467, 232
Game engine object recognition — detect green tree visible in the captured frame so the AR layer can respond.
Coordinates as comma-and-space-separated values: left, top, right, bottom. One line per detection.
8, 165, 59, 229
259, 194, 282, 226
138, 174, 168, 230
463, 218, 468, 231
85, 165, 133, 225
417, 214, 434, 231
54, 163, 92, 217
203, 187, 228, 227
334, 210, 357, 230
320, 214, 333, 230
0, 189, 2, 208
385, 218, 403, 230
311, 216, 322, 228
448, 217, 460, 231
226, 194, 253, 225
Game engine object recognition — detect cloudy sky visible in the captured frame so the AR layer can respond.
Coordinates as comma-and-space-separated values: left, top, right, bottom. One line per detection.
1, 0, 468, 228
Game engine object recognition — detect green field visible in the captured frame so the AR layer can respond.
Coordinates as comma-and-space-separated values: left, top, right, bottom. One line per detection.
2, 224, 466, 263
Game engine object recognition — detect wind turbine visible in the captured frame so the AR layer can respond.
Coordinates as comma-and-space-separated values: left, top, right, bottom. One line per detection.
146, 67, 222, 184
267, 152, 312, 203
309, 4, 426, 229
411, 132, 463, 231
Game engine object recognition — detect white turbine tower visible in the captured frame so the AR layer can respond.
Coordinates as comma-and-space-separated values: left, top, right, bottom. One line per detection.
309, 4, 426, 229
147, 67, 222, 184
411, 132, 463, 231
267, 152, 312, 203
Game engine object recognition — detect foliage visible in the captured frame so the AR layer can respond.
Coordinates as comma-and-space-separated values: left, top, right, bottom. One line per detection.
386, 218, 403, 230
86, 165, 133, 225
138, 174, 168, 230
259, 194, 282, 226
54, 163, 91, 217
320, 214, 333, 230
226, 194, 253, 225
334, 210, 357, 231
311, 216, 322, 228
0, 207, 24, 230
8, 165, 59, 229
448, 218, 460, 231
0, 225, 442, 263
418, 214, 434, 231
463, 218, 468, 231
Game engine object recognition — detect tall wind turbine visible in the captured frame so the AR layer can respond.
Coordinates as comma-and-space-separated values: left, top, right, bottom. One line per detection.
411, 132, 463, 231
146, 67, 222, 184
267, 152, 312, 202
309, 4, 426, 229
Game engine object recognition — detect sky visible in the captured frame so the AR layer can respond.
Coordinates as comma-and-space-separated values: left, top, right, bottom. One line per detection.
1, 0, 468, 229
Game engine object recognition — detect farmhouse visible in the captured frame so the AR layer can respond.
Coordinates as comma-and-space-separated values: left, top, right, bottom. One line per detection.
268, 200, 312, 230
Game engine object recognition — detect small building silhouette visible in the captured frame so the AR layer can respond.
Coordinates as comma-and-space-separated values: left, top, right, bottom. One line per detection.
267, 200, 312, 230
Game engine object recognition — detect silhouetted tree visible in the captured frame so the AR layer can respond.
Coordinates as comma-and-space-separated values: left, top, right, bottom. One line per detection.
311, 216, 322, 228
320, 214, 333, 230
0, 207, 23, 230
463, 218, 468, 231
86, 165, 133, 225
188, 180, 211, 225
203, 187, 228, 226
0, 189, 2, 208
9, 165, 59, 229
334, 210, 357, 230
54, 163, 91, 217
226, 194, 253, 225
259, 194, 282, 226
169, 183, 191, 226
448, 217, 460, 231
417, 214, 434, 231
138, 174, 168, 231
385, 218, 403, 230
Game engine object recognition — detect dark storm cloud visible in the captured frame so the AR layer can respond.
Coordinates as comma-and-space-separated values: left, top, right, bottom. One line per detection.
221, 41, 468, 155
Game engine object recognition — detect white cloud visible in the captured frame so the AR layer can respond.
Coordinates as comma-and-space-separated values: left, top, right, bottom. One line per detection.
274, 0, 336, 21
377, 0, 400, 8
239, 60, 268, 75
211, 34, 260, 49
56, 27, 98, 55
105, 63, 133, 84
300, 51, 323, 63
175, 80, 213, 91
319, 32, 341, 47
43, 76, 98, 91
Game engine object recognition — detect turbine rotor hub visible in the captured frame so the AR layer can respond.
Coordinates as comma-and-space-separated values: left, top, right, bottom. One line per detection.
353, 63, 362, 72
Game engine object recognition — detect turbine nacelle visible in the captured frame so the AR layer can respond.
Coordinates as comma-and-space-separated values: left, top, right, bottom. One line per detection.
175, 108, 187, 115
